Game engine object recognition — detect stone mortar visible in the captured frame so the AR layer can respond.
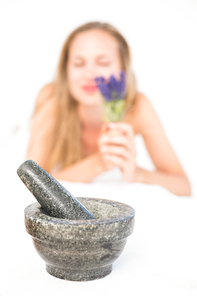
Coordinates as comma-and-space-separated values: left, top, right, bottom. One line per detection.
25, 197, 135, 281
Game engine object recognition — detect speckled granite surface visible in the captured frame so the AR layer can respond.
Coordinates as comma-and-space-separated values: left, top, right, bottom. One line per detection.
17, 160, 95, 220
25, 197, 135, 281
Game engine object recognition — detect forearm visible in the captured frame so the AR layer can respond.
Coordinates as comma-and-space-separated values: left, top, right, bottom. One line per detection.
135, 167, 191, 196
51, 153, 106, 183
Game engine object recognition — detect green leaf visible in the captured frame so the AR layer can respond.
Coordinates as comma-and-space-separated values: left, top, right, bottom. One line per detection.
103, 99, 125, 122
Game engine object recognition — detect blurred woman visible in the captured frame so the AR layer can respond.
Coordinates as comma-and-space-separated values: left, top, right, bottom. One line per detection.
26, 21, 191, 196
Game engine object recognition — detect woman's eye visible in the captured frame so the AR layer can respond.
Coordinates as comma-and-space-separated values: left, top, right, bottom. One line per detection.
73, 63, 83, 67
99, 62, 110, 66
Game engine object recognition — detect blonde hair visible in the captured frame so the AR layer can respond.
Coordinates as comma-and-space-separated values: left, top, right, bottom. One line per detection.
33, 21, 137, 172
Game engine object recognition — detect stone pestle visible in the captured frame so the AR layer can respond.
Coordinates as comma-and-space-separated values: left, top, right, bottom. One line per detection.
17, 160, 95, 220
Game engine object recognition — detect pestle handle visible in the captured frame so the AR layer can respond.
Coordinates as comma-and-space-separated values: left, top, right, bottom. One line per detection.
17, 160, 95, 220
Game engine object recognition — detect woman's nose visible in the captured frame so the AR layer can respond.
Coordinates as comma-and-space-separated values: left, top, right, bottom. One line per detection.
84, 64, 97, 79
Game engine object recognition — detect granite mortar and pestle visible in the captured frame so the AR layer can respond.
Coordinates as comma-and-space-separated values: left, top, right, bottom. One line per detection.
17, 160, 135, 281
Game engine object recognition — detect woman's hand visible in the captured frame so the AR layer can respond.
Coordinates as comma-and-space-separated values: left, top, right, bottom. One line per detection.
97, 122, 137, 182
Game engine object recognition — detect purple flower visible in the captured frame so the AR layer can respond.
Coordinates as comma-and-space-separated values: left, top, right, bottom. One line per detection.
94, 77, 112, 101
117, 71, 126, 98
94, 70, 126, 102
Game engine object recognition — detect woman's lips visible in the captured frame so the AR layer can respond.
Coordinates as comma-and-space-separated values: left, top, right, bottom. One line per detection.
82, 85, 98, 93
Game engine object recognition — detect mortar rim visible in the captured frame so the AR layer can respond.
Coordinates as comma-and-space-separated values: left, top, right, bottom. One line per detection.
25, 197, 135, 226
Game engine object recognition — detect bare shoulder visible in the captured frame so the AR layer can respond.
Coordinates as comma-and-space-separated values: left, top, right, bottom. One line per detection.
32, 83, 57, 125
36, 82, 56, 105
34, 82, 57, 115
133, 92, 152, 112
124, 92, 155, 134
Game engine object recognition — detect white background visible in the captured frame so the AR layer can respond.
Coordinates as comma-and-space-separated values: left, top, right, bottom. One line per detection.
0, 1, 197, 294
0, 0, 197, 193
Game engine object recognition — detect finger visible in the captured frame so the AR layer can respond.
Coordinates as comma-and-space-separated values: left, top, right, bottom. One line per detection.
100, 122, 109, 133
100, 145, 130, 160
108, 122, 134, 137
104, 153, 127, 168
104, 152, 137, 179
101, 153, 116, 170
102, 128, 123, 138
100, 134, 133, 150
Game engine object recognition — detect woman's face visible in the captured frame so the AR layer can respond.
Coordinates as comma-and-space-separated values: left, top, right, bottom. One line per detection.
67, 29, 122, 106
